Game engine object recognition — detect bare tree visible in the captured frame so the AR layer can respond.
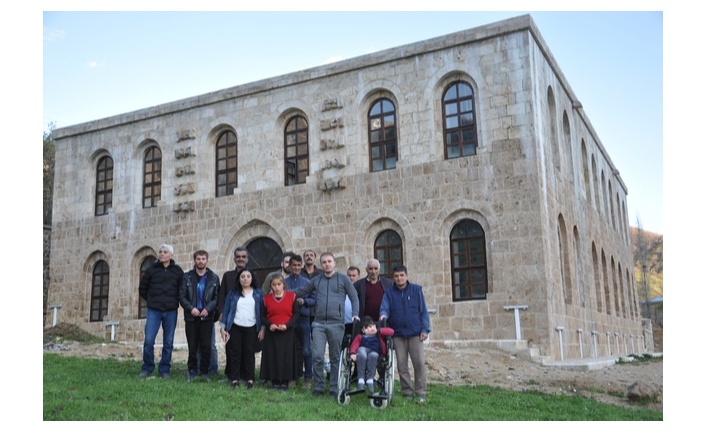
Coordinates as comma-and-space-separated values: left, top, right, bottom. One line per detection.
634, 216, 651, 319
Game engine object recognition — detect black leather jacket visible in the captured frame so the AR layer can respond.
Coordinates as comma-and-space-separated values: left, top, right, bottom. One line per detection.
179, 268, 220, 321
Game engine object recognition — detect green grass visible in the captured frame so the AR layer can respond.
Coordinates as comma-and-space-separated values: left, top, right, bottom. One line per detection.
43, 354, 662, 421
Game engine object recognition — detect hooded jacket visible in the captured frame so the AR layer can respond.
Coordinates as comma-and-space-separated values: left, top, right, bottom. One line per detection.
293, 271, 359, 324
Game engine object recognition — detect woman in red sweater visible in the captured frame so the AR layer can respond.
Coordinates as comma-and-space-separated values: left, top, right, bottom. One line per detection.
259, 274, 300, 390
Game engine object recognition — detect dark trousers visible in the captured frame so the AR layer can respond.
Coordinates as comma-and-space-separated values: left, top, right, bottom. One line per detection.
185, 318, 214, 375
225, 324, 257, 382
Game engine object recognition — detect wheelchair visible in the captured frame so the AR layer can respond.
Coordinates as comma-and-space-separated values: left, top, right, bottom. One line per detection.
336, 320, 396, 408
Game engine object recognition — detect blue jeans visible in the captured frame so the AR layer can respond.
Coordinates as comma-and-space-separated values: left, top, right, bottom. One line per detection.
295, 317, 312, 379
197, 326, 218, 373
142, 308, 177, 375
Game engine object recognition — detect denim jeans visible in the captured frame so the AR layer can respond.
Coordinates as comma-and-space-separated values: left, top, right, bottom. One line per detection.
142, 308, 178, 375
295, 317, 312, 379
197, 326, 218, 373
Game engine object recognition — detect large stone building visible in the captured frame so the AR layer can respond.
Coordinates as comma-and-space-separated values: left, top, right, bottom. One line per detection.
46, 14, 653, 362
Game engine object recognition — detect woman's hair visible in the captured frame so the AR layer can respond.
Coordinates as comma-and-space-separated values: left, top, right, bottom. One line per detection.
236, 268, 258, 297
270, 273, 286, 288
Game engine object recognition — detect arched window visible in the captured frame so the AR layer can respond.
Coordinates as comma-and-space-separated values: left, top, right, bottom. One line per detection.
215, 130, 238, 197
285, 115, 309, 186
450, 219, 488, 301
558, 215, 572, 305
368, 98, 397, 172
143, 146, 162, 208
90, 260, 110, 322
95, 156, 113, 216
245, 238, 283, 286
374, 230, 403, 280
138, 256, 154, 319
442, 81, 478, 159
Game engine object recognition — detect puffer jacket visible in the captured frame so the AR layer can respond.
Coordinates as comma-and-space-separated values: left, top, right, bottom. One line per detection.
138, 259, 184, 311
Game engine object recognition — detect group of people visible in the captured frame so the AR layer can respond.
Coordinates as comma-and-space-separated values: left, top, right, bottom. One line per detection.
137, 244, 431, 403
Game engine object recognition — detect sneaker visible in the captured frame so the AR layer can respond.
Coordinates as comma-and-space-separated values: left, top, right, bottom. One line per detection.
357, 382, 365, 391
367, 382, 375, 393
246, 381, 254, 390
187, 371, 197, 382
270, 384, 281, 391
281, 385, 289, 392
230, 380, 239, 389
404, 395, 414, 401
138, 371, 152, 379
417, 397, 427, 404
302, 378, 312, 389
159, 373, 170, 380
329, 391, 337, 397
312, 390, 324, 397
200, 374, 211, 382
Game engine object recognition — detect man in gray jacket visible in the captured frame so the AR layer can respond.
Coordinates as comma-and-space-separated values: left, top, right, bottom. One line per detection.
292, 252, 359, 397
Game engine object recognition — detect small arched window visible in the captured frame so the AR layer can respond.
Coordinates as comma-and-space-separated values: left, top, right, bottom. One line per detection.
442, 81, 478, 159
95, 156, 113, 216
285, 115, 309, 186
215, 130, 238, 197
143, 146, 162, 208
368, 98, 397, 172
374, 230, 403, 279
90, 260, 110, 322
450, 219, 487, 301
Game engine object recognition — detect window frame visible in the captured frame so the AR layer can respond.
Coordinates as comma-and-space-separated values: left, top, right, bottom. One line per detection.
368, 98, 398, 172
90, 260, 110, 322
284, 115, 309, 186
215, 130, 238, 197
95, 156, 113, 216
138, 256, 154, 319
374, 229, 403, 280
142, 146, 162, 208
442, 81, 478, 159
449, 219, 488, 301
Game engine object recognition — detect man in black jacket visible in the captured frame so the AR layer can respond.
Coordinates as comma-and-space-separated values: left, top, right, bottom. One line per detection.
179, 250, 220, 382
138, 244, 184, 379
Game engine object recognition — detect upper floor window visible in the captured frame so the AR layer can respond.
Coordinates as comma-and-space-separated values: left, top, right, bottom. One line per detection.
285, 115, 309, 186
216, 131, 238, 197
368, 98, 397, 172
450, 219, 488, 301
143, 146, 162, 208
374, 229, 403, 280
90, 260, 110, 322
443, 81, 478, 159
138, 256, 154, 319
95, 156, 113, 216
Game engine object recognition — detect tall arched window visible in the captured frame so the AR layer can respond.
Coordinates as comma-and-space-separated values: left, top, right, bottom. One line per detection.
246, 238, 283, 286
90, 260, 110, 322
450, 219, 488, 301
442, 81, 478, 159
215, 130, 238, 197
368, 98, 397, 172
374, 230, 403, 280
95, 156, 113, 216
558, 215, 573, 305
138, 256, 154, 319
143, 146, 162, 208
285, 115, 309, 186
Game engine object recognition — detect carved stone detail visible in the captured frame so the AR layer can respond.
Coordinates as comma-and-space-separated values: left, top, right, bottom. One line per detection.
173, 201, 195, 213
322, 98, 342, 112
175, 147, 195, 159
176, 165, 195, 177
174, 183, 195, 196
322, 158, 346, 170
320, 177, 345, 191
177, 129, 196, 141
320, 117, 344, 131
320, 138, 344, 151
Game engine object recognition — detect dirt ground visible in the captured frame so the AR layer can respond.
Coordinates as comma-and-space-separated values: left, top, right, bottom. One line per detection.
44, 333, 662, 412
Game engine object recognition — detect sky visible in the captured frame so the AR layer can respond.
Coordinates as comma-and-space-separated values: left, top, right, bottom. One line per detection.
42, 10, 664, 235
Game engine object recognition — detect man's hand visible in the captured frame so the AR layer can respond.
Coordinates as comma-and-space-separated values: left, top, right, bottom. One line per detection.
420, 333, 428, 342
199, 309, 209, 317
191, 308, 201, 317
220, 328, 230, 343
352, 315, 360, 321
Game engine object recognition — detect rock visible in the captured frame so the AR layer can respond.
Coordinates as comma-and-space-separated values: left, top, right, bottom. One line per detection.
627, 381, 660, 402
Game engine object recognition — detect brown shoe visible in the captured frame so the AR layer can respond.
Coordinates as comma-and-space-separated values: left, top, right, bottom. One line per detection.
302, 378, 312, 389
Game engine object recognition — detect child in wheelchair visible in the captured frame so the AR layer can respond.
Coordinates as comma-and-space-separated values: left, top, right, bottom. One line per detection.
349, 316, 394, 393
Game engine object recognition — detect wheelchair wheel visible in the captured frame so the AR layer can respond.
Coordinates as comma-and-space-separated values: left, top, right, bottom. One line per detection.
336, 346, 351, 405
370, 350, 395, 409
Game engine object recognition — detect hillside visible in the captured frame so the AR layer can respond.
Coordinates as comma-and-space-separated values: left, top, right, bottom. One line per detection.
630, 226, 663, 300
